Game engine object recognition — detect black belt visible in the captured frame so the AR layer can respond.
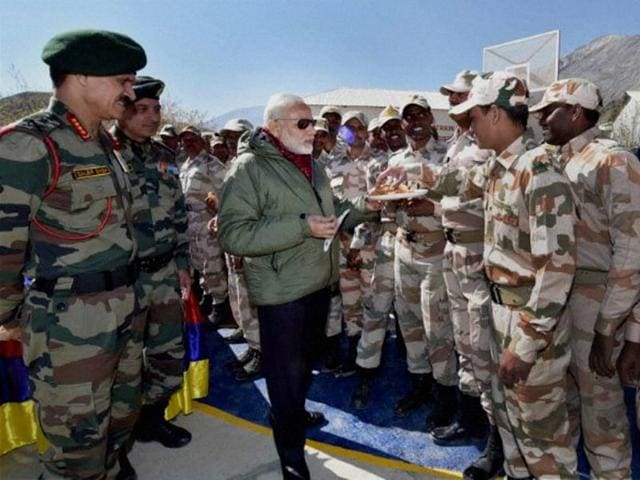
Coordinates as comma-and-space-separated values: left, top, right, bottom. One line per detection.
137, 251, 174, 274
33, 264, 138, 296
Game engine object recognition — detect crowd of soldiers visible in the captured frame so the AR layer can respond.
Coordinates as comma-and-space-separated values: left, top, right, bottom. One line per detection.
2, 27, 640, 480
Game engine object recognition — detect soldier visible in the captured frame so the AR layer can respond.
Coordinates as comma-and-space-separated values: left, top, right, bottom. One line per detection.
387, 95, 458, 433
367, 117, 388, 157
159, 124, 184, 171
312, 117, 331, 160
325, 111, 376, 377
210, 133, 230, 164
112, 76, 193, 456
317, 105, 347, 172
178, 126, 232, 327
531, 78, 639, 479
351, 106, 406, 409
0, 29, 146, 479
381, 72, 579, 479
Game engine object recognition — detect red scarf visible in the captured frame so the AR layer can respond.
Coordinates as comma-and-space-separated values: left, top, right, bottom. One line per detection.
262, 128, 312, 181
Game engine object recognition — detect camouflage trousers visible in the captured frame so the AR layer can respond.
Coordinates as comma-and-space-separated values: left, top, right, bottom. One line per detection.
490, 304, 577, 479
190, 226, 228, 305
442, 240, 493, 418
338, 232, 376, 338
325, 289, 343, 338
139, 260, 186, 404
565, 284, 631, 478
20, 280, 146, 479
357, 225, 396, 369
394, 235, 457, 385
226, 254, 260, 350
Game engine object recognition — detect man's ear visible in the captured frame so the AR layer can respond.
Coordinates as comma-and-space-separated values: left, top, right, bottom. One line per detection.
490, 104, 501, 126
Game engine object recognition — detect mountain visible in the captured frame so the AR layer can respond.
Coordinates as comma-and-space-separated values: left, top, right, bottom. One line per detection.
0, 91, 50, 126
212, 105, 264, 130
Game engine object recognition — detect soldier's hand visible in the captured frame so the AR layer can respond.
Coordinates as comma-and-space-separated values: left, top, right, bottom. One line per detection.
307, 215, 337, 239
498, 350, 534, 387
205, 193, 218, 213
618, 340, 640, 386
177, 269, 192, 301
376, 166, 407, 188
404, 198, 434, 216
589, 331, 616, 377
0, 324, 22, 342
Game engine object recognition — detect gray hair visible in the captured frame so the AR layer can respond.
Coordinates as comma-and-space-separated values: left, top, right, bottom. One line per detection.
263, 93, 307, 125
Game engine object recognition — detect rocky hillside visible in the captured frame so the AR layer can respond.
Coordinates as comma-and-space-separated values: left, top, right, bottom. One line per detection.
0, 91, 50, 126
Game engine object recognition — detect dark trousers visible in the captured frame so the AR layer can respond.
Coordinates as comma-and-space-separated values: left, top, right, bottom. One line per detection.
258, 288, 330, 480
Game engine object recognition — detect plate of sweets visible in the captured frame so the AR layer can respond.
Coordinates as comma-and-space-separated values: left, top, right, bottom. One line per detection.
367, 182, 429, 201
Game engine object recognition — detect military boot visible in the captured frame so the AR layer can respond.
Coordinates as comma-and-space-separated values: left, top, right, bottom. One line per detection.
207, 298, 235, 329
394, 372, 433, 416
425, 383, 457, 433
234, 350, 263, 381
198, 292, 213, 318
462, 424, 505, 480
334, 335, 359, 378
432, 393, 488, 446
350, 366, 377, 410
321, 334, 343, 373
115, 448, 137, 480
223, 327, 246, 344
135, 402, 192, 448
225, 346, 259, 370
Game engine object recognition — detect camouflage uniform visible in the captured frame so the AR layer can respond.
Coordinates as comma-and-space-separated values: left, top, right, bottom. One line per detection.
113, 126, 190, 404
179, 151, 228, 306
0, 99, 145, 479
225, 253, 260, 350
389, 138, 457, 386
550, 127, 637, 478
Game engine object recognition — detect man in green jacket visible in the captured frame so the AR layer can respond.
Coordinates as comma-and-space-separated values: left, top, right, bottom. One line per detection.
218, 93, 377, 480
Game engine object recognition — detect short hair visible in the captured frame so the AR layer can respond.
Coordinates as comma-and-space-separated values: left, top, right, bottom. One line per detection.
49, 67, 68, 88
480, 104, 529, 129
263, 93, 307, 125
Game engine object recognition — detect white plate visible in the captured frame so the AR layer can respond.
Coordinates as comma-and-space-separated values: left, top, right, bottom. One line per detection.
367, 189, 429, 201
323, 208, 351, 252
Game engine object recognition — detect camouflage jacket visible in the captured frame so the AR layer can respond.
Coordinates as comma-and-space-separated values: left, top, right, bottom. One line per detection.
0, 98, 136, 324
112, 127, 190, 271
318, 140, 348, 175
550, 127, 640, 338
388, 137, 447, 233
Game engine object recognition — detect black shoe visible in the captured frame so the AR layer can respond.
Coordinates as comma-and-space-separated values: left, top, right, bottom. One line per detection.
207, 299, 235, 329
199, 292, 213, 317
431, 421, 472, 446
334, 335, 359, 378
425, 384, 457, 433
321, 335, 343, 373
115, 449, 137, 480
223, 327, 246, 344
234, 351, 262, 381
305, 410, 327, 428
225, 347, 258, 369
394, 373, 433, 417
462, 425, 505, 480
432, 394, 488, 445
350, 368, 376, 410
135, 404, 192, 448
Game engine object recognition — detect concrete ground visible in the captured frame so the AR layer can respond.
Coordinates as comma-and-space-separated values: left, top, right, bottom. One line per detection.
0, 404, 455, 480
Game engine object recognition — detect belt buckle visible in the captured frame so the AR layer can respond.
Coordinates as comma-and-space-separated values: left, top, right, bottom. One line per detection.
489, 283, 502, 305
444, 229, 455, 244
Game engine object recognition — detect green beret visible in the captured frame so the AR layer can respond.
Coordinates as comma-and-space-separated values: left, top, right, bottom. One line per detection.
42, 29, 147, 75
133, 76, 164, 100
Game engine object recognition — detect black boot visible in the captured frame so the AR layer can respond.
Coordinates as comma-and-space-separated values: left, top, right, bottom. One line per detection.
462, 424, 505, 480
135, 402, 192, 448
350, 366, 377, 410
234, 350, 263, 381
321, 334, 343, 373
207, 298, 235, 329
432, 393, 488, 446
305, 410, 327, 428
394, 372, 433, 416
115, 448, 137, 480
199, 292, 213, 318
334, 335, 359, 378
226, 346, 259, 369
223, 327, 246, 344
425, 384, 457, 433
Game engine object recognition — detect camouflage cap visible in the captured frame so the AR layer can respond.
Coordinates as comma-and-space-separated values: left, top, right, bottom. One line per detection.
367, 117, 380, 132
401, 95, 430, 115
341, 111, 367, 128
449, 71, 529, 116
179, 125, 202, 137
211, 133, 226, 146
529, 78, 602, 113
440, 69, 481, 95
221, 118, 254, 133
159, 124, 178, 137
320, 105, 342, 117
133, 76, 164, 101
378, 105, 401, 128
42, 29, 146, 76
314, 117, 329, 133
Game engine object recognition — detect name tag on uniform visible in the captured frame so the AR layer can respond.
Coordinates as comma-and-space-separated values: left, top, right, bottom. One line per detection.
72, 166, 111, 180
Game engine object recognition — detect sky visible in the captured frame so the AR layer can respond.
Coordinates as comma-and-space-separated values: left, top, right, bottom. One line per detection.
1, 0, 639, 121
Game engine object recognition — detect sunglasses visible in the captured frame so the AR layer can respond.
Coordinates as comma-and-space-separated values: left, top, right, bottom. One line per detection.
276, 118, 316, 130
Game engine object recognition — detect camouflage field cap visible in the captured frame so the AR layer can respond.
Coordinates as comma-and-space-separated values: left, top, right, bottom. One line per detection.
133, 76, 164, 100
530, 78, 602, 113
449, 71, 529, 116
401, 95, 430, 115
314, 117, 329, 133
179, 125, 202, 137
367, 117, 380, 132
378, 105, 401, 128
42, 29, 146, 75
210, 132, 226, 146
341, 111, 367, 127
440, 69, 481, 95
221, 118, 254, 133
159, 124, 178, 138
320, 105, 342, 117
